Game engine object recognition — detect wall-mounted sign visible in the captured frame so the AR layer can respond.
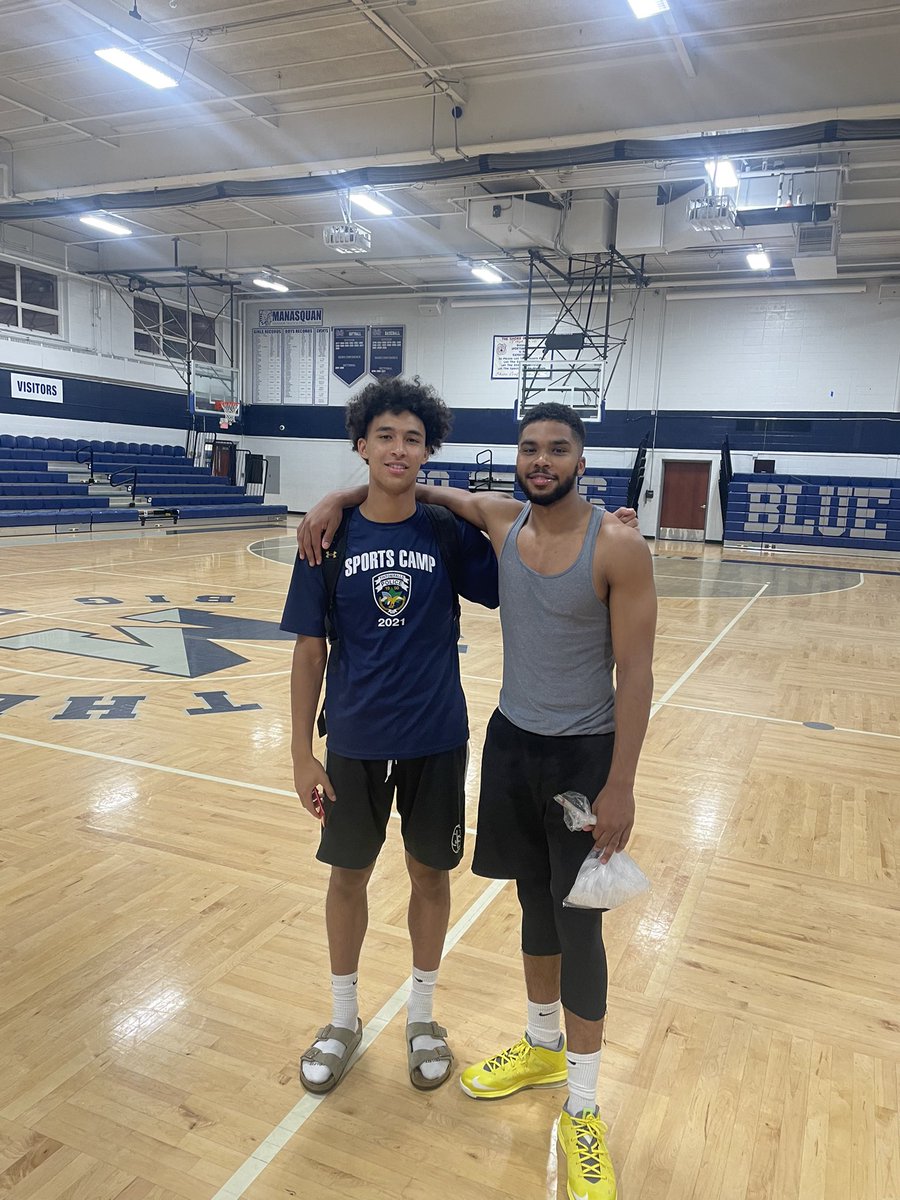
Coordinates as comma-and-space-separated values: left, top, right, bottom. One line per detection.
491, 335, 527, 380
258, 308, 324, 326
369, 325, 404, 379
11, 373, 64, 402
251, 324, 329, 405
332, 326, 367, 387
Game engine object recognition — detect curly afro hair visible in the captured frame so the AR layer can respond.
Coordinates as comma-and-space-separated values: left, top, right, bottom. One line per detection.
346, 376, 452, 453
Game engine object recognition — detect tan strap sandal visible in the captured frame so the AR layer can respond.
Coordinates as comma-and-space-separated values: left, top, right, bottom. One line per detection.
299, 1020, 363, 1094
406, 1020, 454, 1091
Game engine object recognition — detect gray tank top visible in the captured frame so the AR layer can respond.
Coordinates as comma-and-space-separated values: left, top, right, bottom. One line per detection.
498, 502, 614, 736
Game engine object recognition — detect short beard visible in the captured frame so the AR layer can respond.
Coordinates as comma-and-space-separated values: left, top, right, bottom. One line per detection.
515, 468, 578, 507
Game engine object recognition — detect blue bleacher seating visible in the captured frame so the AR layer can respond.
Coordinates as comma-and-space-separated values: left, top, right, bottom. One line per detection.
725, 472, 900, 553
0, 433, 286, 532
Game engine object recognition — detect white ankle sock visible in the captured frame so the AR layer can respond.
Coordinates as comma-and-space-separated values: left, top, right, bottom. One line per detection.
406, 966, 448, 1083
526, 998, 562, 1049
301, 971, 359, 1086
565, 1047, 602, 1116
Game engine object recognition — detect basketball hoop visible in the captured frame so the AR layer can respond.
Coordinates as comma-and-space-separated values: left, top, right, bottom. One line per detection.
216, 399, 240, 429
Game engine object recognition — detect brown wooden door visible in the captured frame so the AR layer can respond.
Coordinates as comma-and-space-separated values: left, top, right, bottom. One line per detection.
659, 460, 710, 540
211, 441, 236, 483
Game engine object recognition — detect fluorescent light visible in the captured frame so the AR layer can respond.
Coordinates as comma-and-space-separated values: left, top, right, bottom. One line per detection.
349, 190, 392, 217
628, 0, 669, 16
252, 277, 289, 292
471, 263, 503, 284
664, 284, 866, 301
79, 213, 132, 236
746, 248, 771, 271
95, 48, 178, 90
705, 159, 739, 189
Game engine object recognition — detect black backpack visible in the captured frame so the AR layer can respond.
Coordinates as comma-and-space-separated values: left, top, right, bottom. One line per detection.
316, 503, 464, 736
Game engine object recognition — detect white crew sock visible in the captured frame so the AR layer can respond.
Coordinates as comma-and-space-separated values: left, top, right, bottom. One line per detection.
526, 998, 563, 1049
406, 966, 448, 1083
565, 1047, 602, 1116
301, 970, 359, 1086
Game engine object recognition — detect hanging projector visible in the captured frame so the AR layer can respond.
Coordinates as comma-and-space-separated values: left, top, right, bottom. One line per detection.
687, 194, 738, 233
324, 222, 372, 254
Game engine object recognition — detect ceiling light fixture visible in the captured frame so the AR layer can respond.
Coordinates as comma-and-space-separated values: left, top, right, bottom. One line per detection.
252, 276, 290, 292
627, 0, 670, 17
705, 159, 739, 190
746, 247, 771, 271
471, 262, 503, 284
94, 48, 178, 90
349, 190, 392, 217
79, 213, 133, 236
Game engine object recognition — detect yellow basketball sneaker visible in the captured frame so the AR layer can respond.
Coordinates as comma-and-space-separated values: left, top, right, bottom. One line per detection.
459, 1034, 567, 1099
557, 1106, 616, 1200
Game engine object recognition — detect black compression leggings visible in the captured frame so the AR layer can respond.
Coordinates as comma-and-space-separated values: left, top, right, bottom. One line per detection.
516, 876, 608, 1022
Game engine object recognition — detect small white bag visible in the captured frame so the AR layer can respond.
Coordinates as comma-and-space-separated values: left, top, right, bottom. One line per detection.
563, 848, 650, 910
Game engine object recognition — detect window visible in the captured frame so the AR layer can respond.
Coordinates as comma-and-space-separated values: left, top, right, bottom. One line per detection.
0, 261, 60, 335
133, 296, 217, 364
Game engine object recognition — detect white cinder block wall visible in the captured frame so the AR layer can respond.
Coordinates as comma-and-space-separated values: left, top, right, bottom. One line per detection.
239, 288, 900, 524
3, 272, 900, 533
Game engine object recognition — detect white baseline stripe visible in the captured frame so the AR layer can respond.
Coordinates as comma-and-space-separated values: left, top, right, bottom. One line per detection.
0, 732, 479, 835
209, 877, 508, 1200
665, 700, 900, 742
649, 583, 769, 718
0, 731, 298, 796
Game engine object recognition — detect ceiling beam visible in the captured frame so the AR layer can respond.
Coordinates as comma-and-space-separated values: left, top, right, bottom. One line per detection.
61, 0, 280, 126
0, 77, 120, 147
345, 0, 467, 108
663, 10, 697, 79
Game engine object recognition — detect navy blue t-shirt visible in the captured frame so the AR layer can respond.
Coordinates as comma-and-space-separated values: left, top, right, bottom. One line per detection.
281, 504, 499, 760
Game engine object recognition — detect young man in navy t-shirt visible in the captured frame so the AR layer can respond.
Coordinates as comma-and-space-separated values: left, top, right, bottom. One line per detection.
281, 377, 498, 1095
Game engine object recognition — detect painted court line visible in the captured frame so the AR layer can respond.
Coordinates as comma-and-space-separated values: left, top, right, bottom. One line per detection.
0, 731, 299, 796
0, 731, 479, 835
650, 583, 770, 718
665, 700, 900, 742
0, 544, 252, 580
209, 876, 508, 1200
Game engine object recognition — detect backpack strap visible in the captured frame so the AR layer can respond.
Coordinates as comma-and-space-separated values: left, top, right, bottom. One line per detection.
421, 502, 463, 641
320, 507, 355, 645
316, 507, 354, 737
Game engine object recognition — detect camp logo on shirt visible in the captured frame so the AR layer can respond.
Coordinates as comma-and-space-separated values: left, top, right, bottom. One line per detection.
372, 570, 412, 615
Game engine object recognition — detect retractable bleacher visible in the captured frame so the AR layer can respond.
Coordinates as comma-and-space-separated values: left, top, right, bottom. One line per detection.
724, 472, 900, 555
0, 435, 287, 535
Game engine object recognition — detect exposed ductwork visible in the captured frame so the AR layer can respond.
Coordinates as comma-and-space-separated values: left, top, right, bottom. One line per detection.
1, 118, 899, 224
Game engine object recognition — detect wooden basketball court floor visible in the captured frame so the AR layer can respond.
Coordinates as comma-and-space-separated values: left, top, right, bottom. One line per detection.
0, 526, 898, 1200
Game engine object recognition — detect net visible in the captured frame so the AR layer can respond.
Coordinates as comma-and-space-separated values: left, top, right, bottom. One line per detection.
216, 399, 240, 429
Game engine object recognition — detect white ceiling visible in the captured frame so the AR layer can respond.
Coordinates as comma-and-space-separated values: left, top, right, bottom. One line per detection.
3, 0, 900, 299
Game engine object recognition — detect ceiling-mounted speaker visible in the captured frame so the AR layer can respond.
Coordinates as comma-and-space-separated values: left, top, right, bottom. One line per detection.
417, 299, 444, 315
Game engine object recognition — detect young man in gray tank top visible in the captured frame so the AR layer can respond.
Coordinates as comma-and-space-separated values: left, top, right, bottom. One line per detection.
298, 402, 653, 1200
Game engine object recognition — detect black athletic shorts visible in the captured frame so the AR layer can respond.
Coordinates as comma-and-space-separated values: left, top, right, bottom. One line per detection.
318, 743, 468, 871
473, 709, 614, 895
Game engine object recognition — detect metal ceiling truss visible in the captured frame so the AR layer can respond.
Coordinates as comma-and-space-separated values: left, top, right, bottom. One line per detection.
86, 265, 238, 409
521, 248, 647, 415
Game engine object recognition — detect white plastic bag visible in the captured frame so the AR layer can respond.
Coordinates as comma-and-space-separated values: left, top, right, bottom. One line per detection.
563, 848, 650, 910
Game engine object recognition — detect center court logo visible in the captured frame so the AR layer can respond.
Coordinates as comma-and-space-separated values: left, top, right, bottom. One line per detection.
372, 571, 411, 615
0, 606, 294, 678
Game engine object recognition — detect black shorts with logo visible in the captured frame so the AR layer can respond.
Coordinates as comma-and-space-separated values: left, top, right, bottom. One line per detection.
473, 709, 615, 895
319, 743, 468, 871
